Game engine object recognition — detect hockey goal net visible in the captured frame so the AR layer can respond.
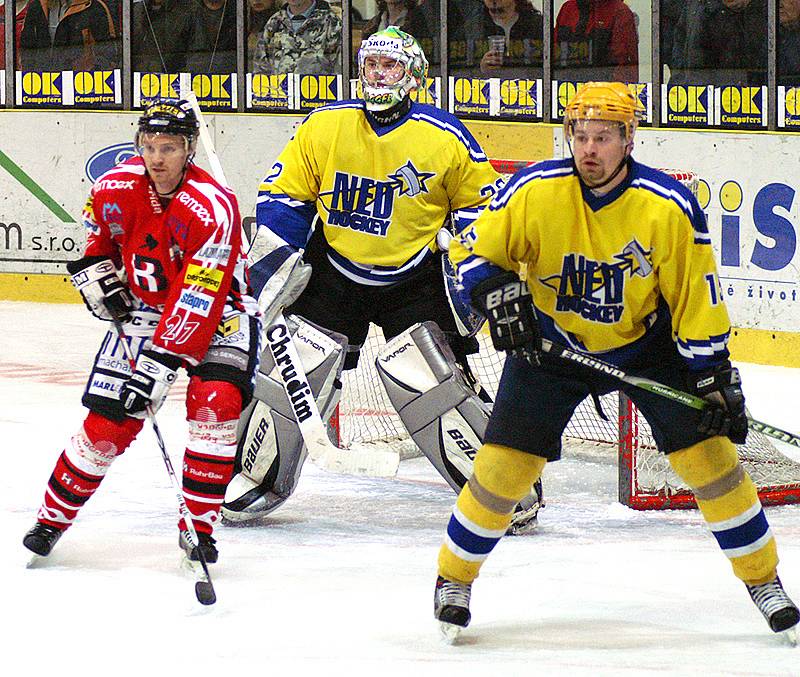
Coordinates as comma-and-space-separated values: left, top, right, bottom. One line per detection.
333, 161, 800, 510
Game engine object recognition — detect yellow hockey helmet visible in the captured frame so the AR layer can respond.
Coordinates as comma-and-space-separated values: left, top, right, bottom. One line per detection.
563, 81, 644, 144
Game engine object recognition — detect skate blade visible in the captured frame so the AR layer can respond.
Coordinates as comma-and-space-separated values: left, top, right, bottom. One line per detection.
780, 625, 798, 647
25, 554, 44, 569
438, 621, 464, 645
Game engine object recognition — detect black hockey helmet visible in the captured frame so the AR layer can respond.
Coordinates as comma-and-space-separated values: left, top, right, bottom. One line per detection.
135, 99, 199, 148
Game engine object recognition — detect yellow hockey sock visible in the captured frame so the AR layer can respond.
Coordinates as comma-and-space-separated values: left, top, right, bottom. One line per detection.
669, 437, 778, 583
438, 444, 546, 584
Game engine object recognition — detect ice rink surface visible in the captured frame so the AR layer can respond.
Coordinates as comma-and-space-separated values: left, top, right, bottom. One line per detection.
2, 301, 799, 676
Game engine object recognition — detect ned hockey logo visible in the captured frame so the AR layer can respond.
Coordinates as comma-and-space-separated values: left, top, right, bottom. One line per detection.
321, 161, 435, 237
541, 240, 653, 324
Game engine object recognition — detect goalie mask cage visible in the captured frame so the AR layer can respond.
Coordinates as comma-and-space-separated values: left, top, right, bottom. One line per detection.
332, 161, 800, 510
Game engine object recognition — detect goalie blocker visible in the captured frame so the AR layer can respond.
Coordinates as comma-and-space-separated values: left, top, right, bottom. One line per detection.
376, 322, 541, 533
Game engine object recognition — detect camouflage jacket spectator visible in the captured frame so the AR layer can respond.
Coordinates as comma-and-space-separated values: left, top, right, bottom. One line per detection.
254, 0, 342, 75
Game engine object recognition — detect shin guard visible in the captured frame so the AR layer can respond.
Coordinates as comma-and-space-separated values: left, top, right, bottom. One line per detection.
438, 443, 546, 584
669, 437, 779, 583
181, 377, 242, 535
37, 412, 142, 529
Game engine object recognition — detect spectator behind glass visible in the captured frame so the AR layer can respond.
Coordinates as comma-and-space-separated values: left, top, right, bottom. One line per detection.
362, 1, 429, 41
19, 0, 119, 71
779, 0, 800, 85
669, 0, 766, 87
133, 0, 196, 72
0, 1, 29, 69
554, 0, 638, 83
186, 0, 236, 73
247, 0, 277, 71
253, 0, 342, 75
478, 0, 543, 76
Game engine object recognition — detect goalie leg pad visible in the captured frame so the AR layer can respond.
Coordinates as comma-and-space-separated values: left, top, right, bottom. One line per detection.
376, 321, 490, 492
222, 316, 346, 522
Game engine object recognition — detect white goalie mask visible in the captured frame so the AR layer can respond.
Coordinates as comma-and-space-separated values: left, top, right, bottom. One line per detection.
358, 26, 429, 112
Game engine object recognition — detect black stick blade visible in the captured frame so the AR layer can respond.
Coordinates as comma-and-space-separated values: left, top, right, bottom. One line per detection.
195, 581, 216, 605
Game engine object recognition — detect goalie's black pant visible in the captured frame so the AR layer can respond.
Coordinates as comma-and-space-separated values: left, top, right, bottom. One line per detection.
287, 231, 478, 370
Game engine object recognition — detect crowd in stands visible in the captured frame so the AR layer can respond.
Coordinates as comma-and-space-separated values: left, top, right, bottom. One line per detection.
2, 1, 800, 111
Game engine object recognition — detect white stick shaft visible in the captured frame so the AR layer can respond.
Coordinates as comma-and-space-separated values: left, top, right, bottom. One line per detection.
183, 91, 230, 192
267, 313, 399, 477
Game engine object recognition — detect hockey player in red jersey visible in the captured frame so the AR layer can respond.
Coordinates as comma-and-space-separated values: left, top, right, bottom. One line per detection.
22, 100, 260, 565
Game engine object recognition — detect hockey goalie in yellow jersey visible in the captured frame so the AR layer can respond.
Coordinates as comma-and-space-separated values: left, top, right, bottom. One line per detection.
222, 27, 542, 532
434, 81, 799, 642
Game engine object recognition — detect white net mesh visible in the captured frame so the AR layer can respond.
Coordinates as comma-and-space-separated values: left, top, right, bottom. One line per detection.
335, 163, 800, 508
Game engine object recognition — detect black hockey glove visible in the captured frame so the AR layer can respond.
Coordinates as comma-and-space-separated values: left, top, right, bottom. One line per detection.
690, 362, 748, 444
67, 256, 135, 323
120, 350, 181, 418
470, 271, 542, 366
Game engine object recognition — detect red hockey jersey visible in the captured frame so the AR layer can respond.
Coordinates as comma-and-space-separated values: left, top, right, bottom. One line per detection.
81, 156, 253, 365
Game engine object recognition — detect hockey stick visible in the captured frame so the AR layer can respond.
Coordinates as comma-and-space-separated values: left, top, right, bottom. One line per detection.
541, 339, 800, 449
112, 319, 216, 606
182, 91, 399, 478
266, 311, 400, 476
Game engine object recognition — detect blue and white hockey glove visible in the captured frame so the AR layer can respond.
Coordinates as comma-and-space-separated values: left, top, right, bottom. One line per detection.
121, 350, 181, 418
67, 256, 135, 323
691, 362, 748, 444
471, 271, 542, 366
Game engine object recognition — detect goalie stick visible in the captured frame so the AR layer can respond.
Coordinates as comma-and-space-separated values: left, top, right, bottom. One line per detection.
112, 318, 216, 606
541, 339, 800, 449
183, 91, 400, 478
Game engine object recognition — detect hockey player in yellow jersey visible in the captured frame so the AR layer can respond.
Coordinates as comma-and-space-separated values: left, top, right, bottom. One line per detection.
434, 81, 799, 642
222, 27, 542, 529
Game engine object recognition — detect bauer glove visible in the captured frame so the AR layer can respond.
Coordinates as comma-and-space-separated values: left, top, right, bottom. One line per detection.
121, 350, 181, 418
471, 271, 542, 366
691, 362, 748, 444
67, 256, 135, 323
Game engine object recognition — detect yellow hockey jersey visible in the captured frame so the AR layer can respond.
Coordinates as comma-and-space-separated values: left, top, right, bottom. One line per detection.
256, 100, 502, 285
449, 158, 732, 370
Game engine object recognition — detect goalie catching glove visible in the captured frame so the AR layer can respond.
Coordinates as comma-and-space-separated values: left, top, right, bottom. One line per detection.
691, 362, 748, 444
120, 350, 181, 418
471, 271, 542, 366
67, 256, 136, 323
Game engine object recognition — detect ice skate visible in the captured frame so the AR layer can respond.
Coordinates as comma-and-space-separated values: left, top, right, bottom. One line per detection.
179, 530, 218, 564
23, 523, 64, 557
746, 576, 799, 642
434, 575, 472, 643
